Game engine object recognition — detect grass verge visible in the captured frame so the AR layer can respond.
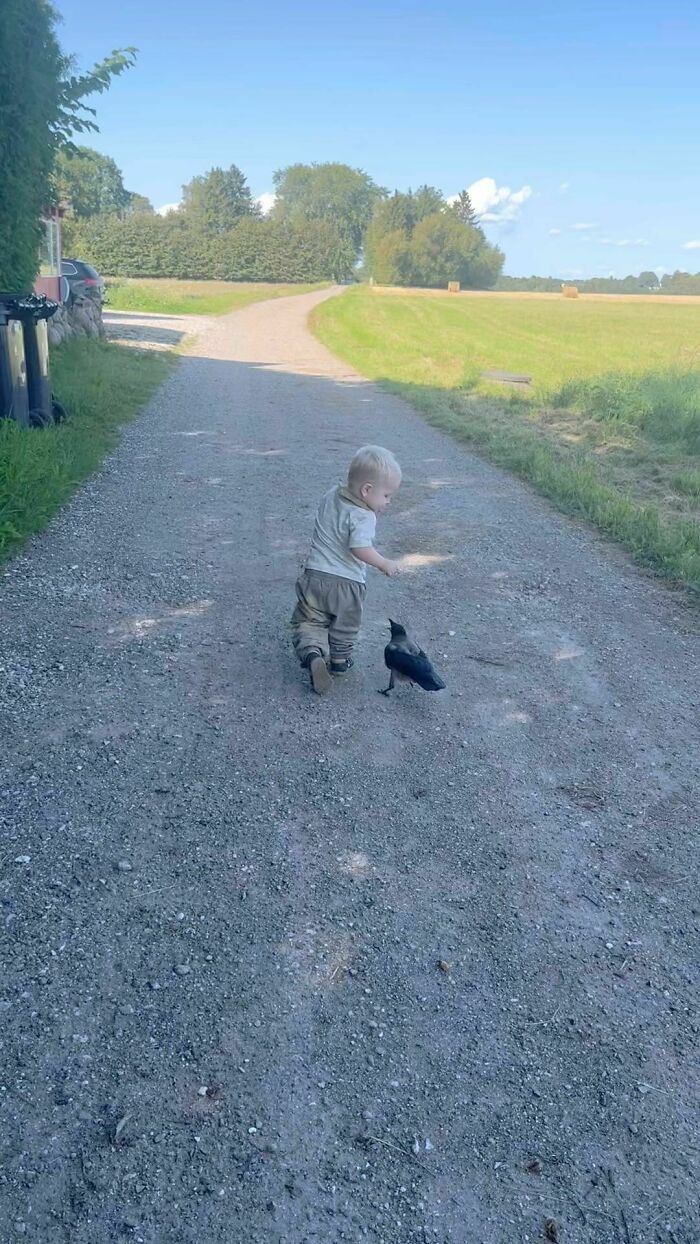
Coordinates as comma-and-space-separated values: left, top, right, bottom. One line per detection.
312, 289, 700, 594
105, 278, 326, 316
385, 381, 700, 591
0, 339, 176, 560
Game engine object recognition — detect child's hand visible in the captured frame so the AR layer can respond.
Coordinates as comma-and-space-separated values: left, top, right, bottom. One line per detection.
384, 560, 401, 577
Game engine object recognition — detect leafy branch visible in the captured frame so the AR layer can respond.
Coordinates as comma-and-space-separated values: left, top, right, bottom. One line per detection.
53, 48, 138, 149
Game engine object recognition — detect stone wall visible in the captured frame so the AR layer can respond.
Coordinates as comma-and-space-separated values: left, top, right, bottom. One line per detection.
48, 295, 104, 347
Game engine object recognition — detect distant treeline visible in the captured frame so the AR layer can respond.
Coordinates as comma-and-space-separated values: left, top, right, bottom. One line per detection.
495, 270, 700, 295
60, 157, 504, 289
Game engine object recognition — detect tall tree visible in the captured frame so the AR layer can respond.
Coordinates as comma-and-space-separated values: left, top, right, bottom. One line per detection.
181, 165, 258, 237
366, 186, 445, 250
365, 186, 504, 290
638, 269, 660, 291
450, 189, 480, 228
54, 145, 131, 217
364, 228, 413, 286
410, 185, 445, 223
410, 212, 504, 289
125, 192, 154, 215
374, 193, 417, 237
272, 163, 385, 256
0, 0, 135, 290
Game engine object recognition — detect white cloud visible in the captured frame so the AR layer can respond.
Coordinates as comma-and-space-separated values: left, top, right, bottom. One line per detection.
256, 192, 276, 216
156, 202, 181, 216
683, 239, 700, 250
572, 222, 598, 230
559, 181, 570, 193
461, 176, 533, 225
549, 228, 562, 235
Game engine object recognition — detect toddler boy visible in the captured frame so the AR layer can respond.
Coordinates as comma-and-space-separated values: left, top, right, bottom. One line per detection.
291, 445, 401, 694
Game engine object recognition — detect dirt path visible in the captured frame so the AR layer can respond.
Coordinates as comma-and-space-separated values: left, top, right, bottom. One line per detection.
103, 308, 205, 352
1, 289, 698, 1243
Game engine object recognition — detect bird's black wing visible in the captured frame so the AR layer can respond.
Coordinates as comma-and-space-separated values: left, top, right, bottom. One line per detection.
385, 644, 446, 690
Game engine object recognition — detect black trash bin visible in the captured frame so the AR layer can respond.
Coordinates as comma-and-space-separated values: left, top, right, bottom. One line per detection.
6, 294, 61, 427
0, 296, 30, 426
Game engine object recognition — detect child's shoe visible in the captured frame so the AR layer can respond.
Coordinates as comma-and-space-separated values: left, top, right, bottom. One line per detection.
307, 651, 332, 695
330, 657, 354, 676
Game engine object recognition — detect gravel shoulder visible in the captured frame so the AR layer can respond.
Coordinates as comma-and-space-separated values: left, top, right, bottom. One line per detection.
1, 288, 698, 1243
103, 308, 206, 352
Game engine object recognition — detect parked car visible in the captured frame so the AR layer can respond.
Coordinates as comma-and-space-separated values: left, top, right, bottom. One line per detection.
60, 259, 105, 305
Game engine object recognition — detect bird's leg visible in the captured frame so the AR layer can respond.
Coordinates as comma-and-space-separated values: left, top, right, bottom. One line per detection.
378, 671, 395, 696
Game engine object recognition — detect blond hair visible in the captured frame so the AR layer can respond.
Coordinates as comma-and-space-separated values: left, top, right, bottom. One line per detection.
348, 445, 401, 490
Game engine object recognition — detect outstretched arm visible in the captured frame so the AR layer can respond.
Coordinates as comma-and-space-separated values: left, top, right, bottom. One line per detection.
353, 547, 400, 577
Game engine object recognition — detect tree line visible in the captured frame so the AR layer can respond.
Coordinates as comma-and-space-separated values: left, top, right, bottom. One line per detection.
3, 0, 505, 296
8, 3, 691, 299
61, 161, 369, 283
495, 271, 700, 296
61, 157, 505, 288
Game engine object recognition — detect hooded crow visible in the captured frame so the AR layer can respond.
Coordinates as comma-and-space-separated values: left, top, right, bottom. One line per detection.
379, 619, 446, 695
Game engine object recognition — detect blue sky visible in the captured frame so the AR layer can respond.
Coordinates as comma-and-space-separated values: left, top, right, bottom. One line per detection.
55, 0, 700, 277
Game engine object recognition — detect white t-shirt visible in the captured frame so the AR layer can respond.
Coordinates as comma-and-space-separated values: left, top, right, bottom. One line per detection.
305, 486, 376, 583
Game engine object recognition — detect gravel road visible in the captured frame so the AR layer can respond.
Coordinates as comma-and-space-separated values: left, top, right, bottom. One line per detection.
1, 288, 698, 1243
103, 308, 205, 352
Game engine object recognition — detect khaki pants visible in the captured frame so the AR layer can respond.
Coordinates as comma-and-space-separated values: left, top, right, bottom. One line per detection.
291, 569, 365, 665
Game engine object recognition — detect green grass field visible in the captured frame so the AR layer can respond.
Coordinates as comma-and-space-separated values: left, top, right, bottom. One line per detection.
312, 288, 700, 592
0, 340, 176, 560
105, 278, 326, 316
315, 286, 700, 393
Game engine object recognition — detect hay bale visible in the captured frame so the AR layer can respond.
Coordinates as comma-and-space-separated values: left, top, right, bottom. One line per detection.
561, 284, 579, 298
447, 281, 460, 293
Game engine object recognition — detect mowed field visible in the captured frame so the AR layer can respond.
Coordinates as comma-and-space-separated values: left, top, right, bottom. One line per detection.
368, 285, 700, 305
312, 287, 700, 591
105, 277, 327, 316
315, 285, 700, 392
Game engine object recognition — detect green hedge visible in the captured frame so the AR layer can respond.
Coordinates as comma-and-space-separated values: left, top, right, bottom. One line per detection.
0, 1, 63, 291
62, 213, 354, 282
